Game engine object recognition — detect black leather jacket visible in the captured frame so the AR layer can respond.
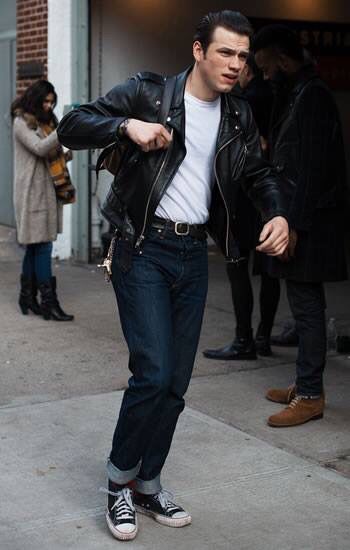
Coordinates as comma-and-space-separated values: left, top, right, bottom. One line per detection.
57, 67, 287, 259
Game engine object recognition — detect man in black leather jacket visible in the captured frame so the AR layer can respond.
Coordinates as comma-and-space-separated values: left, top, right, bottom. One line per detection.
58, 11, 288, 541
253, 25, 348, 428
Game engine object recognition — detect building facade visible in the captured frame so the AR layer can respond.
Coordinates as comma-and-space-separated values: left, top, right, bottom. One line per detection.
1, 0, 350, 262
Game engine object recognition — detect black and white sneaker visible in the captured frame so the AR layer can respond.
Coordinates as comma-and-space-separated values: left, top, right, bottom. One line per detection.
134, 489, 191, 528
103, 482, 138, 541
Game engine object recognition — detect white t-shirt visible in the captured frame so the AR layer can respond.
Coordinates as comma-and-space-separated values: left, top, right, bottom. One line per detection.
155, 91, 221, 224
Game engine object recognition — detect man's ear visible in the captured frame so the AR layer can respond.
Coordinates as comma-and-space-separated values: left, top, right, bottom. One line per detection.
193, 40, 204, 62
244, 64, 251, 79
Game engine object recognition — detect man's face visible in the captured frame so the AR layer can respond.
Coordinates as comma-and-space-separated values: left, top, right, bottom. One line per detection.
194, 26, 250, 95
255, 48, 281, 81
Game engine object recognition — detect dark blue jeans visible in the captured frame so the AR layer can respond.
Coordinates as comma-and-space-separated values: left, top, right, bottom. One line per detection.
22, 242, 53, 283
108, 227, 208, 494
286, 279, 326, 396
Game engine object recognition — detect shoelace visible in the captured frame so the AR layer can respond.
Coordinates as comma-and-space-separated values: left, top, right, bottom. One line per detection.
155, 489, 179, 513
100, 487, 135, 520
288, 396, 303, 409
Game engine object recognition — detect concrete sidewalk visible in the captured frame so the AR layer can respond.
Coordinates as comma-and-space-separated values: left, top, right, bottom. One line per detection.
0, 252, 349, 549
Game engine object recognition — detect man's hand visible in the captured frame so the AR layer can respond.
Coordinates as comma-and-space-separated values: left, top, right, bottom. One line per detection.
279, 229, 298, 262
125, 119, 172, 152
256, 216, 289, 256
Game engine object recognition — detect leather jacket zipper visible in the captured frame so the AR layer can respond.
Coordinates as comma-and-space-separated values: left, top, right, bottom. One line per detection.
235, 143, 248, 179
214, 133, 243, 256
135, 130, 173, 248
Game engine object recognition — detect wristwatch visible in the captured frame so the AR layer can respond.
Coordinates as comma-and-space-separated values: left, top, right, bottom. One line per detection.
117, 118, 129, 138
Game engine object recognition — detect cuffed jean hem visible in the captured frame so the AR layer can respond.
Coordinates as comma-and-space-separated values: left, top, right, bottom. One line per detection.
135, 474, 162, 495
107, 457, 141, 485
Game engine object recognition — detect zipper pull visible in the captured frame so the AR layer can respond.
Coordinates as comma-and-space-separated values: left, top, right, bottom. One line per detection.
135, 234, 145, 249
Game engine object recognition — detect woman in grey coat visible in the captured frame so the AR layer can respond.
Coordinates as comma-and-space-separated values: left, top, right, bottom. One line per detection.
11, 80, 74, 321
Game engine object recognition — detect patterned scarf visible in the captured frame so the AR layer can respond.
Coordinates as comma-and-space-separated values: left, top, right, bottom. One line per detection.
41, 121, 76, 205
15, 109, 76, 205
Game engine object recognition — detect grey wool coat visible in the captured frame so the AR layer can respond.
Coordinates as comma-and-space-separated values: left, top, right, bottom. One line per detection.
13, 114, 63, 245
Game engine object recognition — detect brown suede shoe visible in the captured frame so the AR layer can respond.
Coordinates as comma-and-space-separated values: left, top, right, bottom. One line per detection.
268, 396, 325, 427
265, 385, 296, 404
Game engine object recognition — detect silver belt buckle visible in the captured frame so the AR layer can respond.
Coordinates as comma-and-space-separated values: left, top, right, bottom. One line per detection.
175, 221, 190, 236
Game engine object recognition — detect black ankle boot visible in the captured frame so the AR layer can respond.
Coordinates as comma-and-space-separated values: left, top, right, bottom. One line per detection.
39, 278, 74, 321
203, 335, 257, 360
255, 323, 272, 356
50, 277, 74, 320
19, 275, 41, 315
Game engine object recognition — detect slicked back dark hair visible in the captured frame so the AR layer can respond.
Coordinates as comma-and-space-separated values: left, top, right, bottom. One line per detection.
252, 24, 304, 62
194, 10, 253, 54
11, 79, 57, 122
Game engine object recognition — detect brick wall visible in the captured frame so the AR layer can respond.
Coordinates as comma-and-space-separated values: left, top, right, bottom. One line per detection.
16, 0, 48, 95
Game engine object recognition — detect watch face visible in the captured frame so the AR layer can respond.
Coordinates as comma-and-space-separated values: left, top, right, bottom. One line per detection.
119, 119, 129, 137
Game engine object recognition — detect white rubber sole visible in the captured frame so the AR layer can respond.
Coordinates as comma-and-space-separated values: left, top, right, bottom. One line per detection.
106, 512, 138, 541
135, 505, 192, 528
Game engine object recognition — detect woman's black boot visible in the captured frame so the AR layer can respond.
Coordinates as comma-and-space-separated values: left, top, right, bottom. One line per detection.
39, 278, 74, 321
50, 276, 74, 320
19, 275, 42, 315
255, 322, 272, 356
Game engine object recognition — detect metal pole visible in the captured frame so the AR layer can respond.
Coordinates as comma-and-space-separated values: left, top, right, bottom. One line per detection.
70, 0, 90, 262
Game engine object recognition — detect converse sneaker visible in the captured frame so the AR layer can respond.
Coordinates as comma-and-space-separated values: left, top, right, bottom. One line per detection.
134, 489, 191, 528
103, 482, 138, 541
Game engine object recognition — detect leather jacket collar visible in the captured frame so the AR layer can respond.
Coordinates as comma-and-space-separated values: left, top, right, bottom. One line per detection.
168, 66, 241, 149
289, 64, 319, 98
271, 65, 319, 135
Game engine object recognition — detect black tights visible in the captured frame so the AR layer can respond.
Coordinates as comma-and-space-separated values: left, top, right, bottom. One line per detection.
226, 256, 280, 340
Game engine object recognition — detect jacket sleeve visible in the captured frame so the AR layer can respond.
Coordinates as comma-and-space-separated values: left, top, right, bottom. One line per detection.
13, 118, 58, 157
240, 104, 288, 223
57, 77, 140, 150
288, 86, 339, 231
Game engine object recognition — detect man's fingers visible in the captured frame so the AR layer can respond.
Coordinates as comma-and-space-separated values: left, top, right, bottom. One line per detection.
256, 232, 289, 254
258, 241, 288, 255
256, 216, 289, 256
139, 126, 172, 151
155, 135, 169, 149
257, 232, 283, 251
257, 240, 288, 254
127, 120, 172, 151
159, 125, 172, 144
270, 242, 289, 256
258, 224, 271, 243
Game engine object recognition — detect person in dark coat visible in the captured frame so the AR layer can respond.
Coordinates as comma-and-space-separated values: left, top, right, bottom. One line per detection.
203, 53, 279, 360
253, 25, 348, 427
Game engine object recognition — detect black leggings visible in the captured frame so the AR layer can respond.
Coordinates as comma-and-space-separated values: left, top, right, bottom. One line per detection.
226, 254, 280, 339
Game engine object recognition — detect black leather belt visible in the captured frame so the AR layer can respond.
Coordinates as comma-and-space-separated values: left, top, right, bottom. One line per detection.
152, 217, 207, 239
